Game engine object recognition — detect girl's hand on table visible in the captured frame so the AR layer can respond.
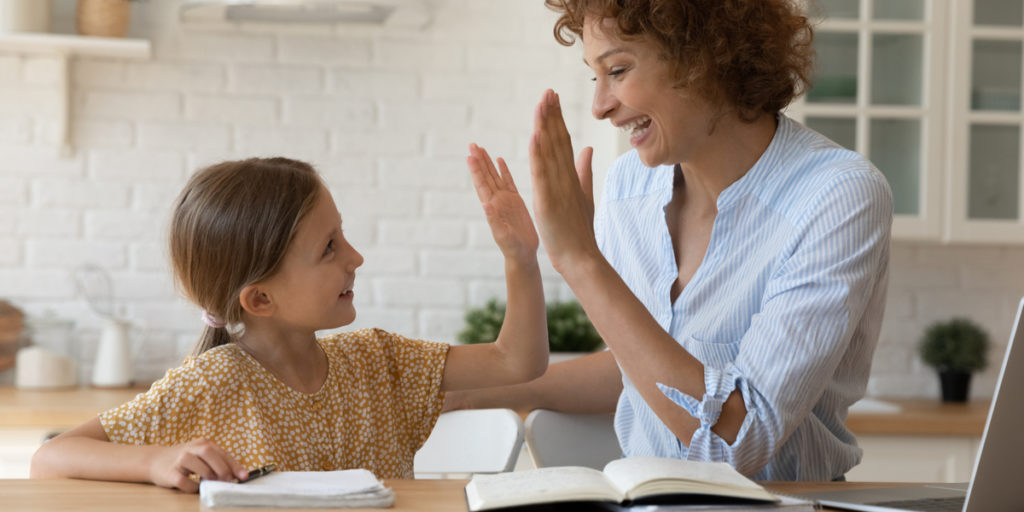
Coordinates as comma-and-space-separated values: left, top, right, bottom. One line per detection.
529, 89, 600, 273
149, 438, 248, 493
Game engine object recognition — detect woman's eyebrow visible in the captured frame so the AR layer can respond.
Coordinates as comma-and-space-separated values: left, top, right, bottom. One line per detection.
584, 47, 630, 67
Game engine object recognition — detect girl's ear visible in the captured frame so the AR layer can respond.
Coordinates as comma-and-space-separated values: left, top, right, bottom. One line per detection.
239, 284, 275, 317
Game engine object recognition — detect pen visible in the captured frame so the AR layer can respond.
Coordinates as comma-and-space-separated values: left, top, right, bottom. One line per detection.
239, 463, 276, 483
190, 463, 277, 484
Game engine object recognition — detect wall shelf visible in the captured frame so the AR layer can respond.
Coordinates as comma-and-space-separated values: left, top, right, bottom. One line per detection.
0, 33, 152, 155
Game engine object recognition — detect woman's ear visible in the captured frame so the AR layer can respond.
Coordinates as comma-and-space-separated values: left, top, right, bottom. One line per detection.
239, 284, 275, 317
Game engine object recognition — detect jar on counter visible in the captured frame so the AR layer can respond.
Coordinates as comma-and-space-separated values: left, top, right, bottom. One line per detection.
16, 313, 78, 389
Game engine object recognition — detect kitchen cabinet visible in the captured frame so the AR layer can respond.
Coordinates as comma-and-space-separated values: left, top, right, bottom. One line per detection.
789, 0, 1024, 243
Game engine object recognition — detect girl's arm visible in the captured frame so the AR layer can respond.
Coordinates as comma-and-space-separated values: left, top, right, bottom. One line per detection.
440, 144, 548, 391
31, 417, 248, 493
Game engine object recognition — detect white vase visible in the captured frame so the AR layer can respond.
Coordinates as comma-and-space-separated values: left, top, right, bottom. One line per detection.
91, 318, 133, 387
0, 0, 51, 33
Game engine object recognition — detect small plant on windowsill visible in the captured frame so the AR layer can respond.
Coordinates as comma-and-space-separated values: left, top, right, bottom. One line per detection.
918, 318, 990, 403
458, 299, 604, 361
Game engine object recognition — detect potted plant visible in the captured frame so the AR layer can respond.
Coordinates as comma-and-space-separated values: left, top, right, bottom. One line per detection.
458, 299, 604, 362
918, 318, 990, 403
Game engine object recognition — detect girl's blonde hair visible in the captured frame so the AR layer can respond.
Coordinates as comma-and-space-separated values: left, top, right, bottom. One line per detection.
169, 157, 324, 356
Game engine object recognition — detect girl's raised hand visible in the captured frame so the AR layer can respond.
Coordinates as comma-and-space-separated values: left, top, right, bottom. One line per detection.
149, 438, 248, 493
529, 89, 600, 273
467, 143, 539, 264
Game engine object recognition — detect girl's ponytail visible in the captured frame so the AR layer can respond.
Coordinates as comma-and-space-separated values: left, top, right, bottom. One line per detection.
192, 325, 232, 358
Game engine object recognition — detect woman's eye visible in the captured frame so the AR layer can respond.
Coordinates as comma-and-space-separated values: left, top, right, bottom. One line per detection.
608, 67, 626, 77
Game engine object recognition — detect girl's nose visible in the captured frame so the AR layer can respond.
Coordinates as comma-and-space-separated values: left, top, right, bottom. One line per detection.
347, 246, 364, 271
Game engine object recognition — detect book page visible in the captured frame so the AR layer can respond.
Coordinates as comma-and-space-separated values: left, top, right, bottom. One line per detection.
466, 466, 624, 511
602, 457, 775, 502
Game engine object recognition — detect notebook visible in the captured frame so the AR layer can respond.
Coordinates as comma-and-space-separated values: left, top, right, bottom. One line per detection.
798, 296, 1024, 512
199, 468, 394, 508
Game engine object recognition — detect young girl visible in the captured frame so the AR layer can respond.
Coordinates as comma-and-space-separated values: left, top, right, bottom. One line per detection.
30, 149, 548, 491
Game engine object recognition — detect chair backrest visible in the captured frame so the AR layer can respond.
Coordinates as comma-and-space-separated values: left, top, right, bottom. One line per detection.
524, 409, 622, 470
413, 409, 524, 478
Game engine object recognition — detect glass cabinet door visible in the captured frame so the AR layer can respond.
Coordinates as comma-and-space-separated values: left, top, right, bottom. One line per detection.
949, 0, 1024, 242
793, 0, 945, 240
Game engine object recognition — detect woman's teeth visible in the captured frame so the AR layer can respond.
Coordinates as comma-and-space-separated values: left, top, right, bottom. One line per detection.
620, 116, 652, 138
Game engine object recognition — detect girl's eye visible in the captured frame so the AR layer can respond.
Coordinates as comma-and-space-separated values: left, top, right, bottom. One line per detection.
324, 239, 335, 256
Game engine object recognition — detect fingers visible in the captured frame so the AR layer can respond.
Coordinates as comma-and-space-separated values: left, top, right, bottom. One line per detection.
496, 158, 518, 192
531, 90, 580, 187
467, 150, 494, 205
575, 146, 594, 205
170, 439, 248, 492
469, 143, 518, 194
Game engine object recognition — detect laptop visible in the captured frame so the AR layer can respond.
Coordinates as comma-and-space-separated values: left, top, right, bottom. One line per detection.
799, 296, 1024, 512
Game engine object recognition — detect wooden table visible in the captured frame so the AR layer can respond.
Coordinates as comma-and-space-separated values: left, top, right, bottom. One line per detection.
0, 478, 908, 511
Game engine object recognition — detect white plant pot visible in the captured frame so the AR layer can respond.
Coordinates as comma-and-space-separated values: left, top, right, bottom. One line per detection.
0, 0, 51, 33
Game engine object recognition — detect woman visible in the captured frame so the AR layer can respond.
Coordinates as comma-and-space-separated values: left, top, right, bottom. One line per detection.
449, 0, 892, 481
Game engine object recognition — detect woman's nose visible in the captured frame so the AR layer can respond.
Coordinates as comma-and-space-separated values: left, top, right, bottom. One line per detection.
591, 81, 616, 120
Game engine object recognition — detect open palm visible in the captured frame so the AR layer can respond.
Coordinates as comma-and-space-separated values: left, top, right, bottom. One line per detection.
467, 144, 539, 263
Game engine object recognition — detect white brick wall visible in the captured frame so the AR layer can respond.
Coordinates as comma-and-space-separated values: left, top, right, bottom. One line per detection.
1, 0, 1020, 402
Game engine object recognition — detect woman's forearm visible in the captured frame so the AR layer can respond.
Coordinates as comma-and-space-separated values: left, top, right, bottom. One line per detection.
445, 350, 623, 414
559, 254, 746, 444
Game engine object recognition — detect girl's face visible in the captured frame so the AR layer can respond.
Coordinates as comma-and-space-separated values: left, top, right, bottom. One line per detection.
583, 17, 716, 168
261, 186, 364, 332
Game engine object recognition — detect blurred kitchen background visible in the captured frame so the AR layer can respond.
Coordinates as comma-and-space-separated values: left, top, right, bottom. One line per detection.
0, 0, 1023, 402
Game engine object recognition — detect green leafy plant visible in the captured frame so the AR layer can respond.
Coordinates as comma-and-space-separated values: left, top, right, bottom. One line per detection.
918, 318, 990, 373
458, 299, 604, 353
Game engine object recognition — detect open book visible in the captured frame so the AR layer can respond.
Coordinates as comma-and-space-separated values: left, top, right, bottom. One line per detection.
199, 469, 394, 508
466, 457, 813, 511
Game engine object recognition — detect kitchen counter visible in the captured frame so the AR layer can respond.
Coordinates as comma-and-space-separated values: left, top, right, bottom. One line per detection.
845, 398, 989, 437
0, 387, 990, 435
0, 387, 145, 429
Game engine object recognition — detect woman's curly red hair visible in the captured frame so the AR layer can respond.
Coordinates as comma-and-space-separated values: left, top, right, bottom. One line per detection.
545, 0, 815, 121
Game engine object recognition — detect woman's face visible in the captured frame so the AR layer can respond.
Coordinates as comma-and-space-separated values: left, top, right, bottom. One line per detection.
583, 17, 715, 168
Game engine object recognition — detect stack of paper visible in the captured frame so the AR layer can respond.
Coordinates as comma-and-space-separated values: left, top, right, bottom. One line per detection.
199, 469, 394, 508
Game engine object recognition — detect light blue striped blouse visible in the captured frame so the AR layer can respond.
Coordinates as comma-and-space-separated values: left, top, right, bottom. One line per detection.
596, 115, 892, 481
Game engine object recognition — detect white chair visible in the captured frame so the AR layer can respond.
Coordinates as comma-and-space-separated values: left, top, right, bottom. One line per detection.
413, 409, 524, 479
524, 409, 621, 470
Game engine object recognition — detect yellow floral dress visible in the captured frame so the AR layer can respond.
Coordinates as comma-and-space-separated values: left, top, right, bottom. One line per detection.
99, 328, 449, 479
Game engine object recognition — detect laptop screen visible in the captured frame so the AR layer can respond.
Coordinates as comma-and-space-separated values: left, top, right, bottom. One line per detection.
962, 297, 1024, 511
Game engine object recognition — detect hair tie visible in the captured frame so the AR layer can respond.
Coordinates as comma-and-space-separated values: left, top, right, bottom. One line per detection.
201, 310, 226, 329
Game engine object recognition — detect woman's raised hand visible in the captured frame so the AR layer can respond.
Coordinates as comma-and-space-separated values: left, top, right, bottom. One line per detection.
467, 143, 539, 264
529, 89, 600, 273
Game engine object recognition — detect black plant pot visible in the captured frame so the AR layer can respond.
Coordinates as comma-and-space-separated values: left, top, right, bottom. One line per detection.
938, 370, 972, 402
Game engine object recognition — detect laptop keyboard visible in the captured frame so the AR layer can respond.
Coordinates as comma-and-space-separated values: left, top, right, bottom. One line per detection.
871, 496, 965, 511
